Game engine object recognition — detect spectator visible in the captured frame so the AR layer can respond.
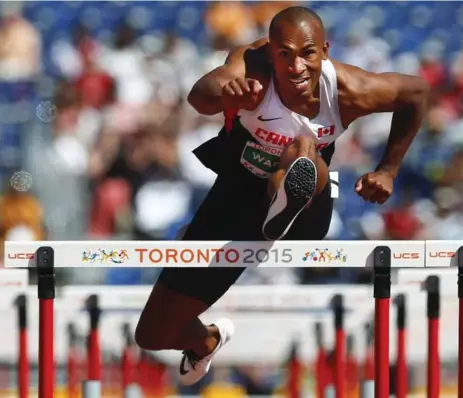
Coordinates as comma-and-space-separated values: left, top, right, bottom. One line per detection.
0, 3, 41, 81
51, 24, 101, 80
98, 23, 152, 105
0, 183, 44, 243
204, 2, 257, 46
402, 99, 458, 197
418, 40, 447, 89
75, 57, 115, 110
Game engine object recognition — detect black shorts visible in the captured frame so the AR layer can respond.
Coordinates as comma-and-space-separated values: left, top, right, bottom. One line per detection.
157, 174, 333, 305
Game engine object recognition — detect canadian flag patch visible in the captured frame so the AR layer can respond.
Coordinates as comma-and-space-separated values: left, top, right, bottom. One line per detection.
317, 125, 335, 138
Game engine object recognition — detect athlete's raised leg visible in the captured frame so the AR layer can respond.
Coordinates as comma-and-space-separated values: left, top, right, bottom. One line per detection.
263, 135, 329, 240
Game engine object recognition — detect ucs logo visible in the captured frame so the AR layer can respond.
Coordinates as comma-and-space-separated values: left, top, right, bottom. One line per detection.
393, 253, 420, 259
429, 251, 455, 258
8, 253, 35, 260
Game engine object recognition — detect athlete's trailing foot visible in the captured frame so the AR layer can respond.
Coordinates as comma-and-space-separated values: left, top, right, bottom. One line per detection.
262, 156, 318, 240
178, 318, 235, 386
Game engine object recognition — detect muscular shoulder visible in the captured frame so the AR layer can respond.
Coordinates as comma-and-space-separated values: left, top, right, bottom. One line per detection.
225, 38, 269, 62
225, 38, 270, 80
330, 58, 429, 127
330, 59, 363, 105
331, 59, 388, 109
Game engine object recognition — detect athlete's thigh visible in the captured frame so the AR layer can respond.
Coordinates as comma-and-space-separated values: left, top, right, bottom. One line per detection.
157, 176, 264, 306
183, 176, 267, 241
283, 180, 333, 240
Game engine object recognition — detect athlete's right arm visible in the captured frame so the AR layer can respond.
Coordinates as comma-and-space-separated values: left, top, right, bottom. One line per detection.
187, 38, 267, 115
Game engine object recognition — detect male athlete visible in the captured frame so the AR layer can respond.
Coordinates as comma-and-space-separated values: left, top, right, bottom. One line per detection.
135, 6, 429, 386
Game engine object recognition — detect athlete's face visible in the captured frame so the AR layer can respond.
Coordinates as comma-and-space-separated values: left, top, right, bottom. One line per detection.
268, 19, 329, 97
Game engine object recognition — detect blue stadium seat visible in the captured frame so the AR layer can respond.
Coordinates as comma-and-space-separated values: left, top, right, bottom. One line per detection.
23, 0, 457, 71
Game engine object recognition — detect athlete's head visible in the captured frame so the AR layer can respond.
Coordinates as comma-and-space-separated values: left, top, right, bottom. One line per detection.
268, 7, 329, 97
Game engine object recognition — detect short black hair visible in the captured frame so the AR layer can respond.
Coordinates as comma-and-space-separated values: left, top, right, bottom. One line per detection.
269, 6, 325, 40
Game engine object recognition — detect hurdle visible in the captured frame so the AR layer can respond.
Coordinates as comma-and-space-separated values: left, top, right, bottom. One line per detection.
13, 294, 28, 398
0, 269, 29, 398
459, 261, 463, 398
3, 239, 463, 398
426, 276, 440, 398
66, 322, 80, 398
314, 322, 329, 398
332, 294, 346, 398
360, 322, 374, 398
37, 247, 55, 398
82, 294, 102, 398
121, 323, 140, 398
1, 274, 461, 397
394, 293, 407, 398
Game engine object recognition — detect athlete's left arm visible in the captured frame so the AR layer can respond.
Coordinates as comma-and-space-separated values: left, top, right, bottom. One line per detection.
334, 60, 430, 178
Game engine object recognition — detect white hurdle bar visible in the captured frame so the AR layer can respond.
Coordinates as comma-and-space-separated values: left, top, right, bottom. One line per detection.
3, 239, 462, 268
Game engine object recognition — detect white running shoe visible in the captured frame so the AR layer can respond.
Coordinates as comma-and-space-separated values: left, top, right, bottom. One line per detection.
178, 318, 235, 386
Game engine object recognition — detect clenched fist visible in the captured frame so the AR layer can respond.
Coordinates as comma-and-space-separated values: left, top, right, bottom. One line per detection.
355, 170, 394, 204
221, 78, 263, 111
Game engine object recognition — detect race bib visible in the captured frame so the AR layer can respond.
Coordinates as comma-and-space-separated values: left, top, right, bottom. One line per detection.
240, 141, 282, 178
239, 141, 339, 199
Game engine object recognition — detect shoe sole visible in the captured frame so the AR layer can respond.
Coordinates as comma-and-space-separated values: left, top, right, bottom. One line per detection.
262, 157, 317, 240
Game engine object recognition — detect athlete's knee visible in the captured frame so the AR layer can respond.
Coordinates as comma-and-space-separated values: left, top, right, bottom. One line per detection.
294, 136, 329, 193
279, 135, 317, 170
291, 135, 318, 158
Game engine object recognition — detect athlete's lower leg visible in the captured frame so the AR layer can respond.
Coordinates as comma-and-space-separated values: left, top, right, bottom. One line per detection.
134, 283, 213, 353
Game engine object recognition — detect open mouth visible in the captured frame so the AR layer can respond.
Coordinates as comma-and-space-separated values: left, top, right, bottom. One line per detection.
289, 77, 310, 91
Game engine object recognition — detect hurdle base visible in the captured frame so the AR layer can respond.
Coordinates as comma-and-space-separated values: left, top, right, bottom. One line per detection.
324, 384, 335, 398
360, 379, 375, 398
124, 383, 142, 398
82, 380, 102, 398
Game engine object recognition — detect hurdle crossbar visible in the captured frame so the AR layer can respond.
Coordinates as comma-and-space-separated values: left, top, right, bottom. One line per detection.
3, 239, 463, 268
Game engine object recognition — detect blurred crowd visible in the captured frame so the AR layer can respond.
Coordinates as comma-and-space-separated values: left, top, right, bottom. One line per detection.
0, 2, 462, 396
0, 1, 462, 286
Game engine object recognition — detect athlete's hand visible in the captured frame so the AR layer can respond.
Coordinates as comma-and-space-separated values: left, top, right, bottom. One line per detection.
221, 78, 263, 111
355, 170, 394, 204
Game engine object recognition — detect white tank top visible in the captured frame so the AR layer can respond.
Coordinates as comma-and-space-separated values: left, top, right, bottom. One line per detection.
236, 59, 346, 178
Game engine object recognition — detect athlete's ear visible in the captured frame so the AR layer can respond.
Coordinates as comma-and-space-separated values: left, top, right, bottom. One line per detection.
322, 41, 329, 60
